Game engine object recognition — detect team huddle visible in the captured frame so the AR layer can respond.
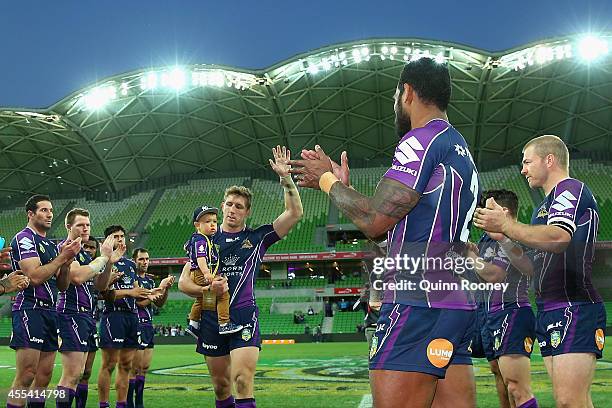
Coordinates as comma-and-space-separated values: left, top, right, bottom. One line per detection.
3, 57, 606, 408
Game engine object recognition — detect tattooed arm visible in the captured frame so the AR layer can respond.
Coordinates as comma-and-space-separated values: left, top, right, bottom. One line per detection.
330, 177, 420, 240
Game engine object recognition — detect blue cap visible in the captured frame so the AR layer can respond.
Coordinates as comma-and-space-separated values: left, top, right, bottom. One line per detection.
192, 205, 219, 223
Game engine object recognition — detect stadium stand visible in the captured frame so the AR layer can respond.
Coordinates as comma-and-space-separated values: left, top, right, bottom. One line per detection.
1, 198, 72, 242
145, 177, 246, 257
571, 159, 612, 240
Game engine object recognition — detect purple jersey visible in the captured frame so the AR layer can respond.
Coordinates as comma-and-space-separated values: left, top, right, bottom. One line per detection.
103, 257, 138, 314
136, 274, 156, 323
56, 244, 97, 316
382, 119, 480, 310
10, 227, 59, 311
531, 178, 601, 311
478, 234, 531, 312
215, 224, 280, 310
185, 233, 219, 272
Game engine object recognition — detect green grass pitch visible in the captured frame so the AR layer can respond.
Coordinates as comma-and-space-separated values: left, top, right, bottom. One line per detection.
0, 339, 610, 407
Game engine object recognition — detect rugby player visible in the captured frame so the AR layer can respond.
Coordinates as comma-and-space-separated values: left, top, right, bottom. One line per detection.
474, 135, 605, 408
290, 58, 480, 408
127, 248, 174, 408
6, 195, 80, 408
179, 145, 303, 408
55, 209, 121, 408
467, 190, 538, 408
97, 226, 156, 408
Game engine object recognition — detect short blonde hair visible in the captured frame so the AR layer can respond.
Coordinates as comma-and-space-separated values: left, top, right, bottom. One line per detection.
65, 208, 90, 227
224, 185, 253, 209
522, 135, 569, 171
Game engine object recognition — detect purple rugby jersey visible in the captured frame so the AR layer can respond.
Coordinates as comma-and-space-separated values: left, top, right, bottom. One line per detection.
10, 227, 59, 311
381, 118, 481, 310
530, 178, 602, 311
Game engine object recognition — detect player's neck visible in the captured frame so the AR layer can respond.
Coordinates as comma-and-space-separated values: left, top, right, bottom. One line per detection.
410, 108, 448, 130
221, 222, 244, 233
28, 222, 47, 237
543, 170, 570, 195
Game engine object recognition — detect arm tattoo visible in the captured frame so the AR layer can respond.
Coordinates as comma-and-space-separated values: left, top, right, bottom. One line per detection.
329, 177, 420, 237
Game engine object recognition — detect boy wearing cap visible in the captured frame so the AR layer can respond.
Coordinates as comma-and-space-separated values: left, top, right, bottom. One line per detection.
185, 205, 242, 336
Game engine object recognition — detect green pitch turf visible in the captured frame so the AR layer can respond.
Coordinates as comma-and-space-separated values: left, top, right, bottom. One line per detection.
0, 340, 610, 407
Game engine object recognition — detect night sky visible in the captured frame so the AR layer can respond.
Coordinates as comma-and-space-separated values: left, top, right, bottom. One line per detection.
1, 0, 610, 108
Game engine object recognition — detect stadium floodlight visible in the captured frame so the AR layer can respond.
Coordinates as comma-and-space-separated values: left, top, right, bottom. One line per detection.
577, 35, 609, 62
352, 49, 362, 63
390, 46, 398, 55
161, 67, 186, 90
435, 52, 446, 64
120, 82, 129, 96
381, 46, 389, 54
321, 58, 332, 70
535, 46, 554, 64
81, 85, 116, 110
307, 63, 319, 74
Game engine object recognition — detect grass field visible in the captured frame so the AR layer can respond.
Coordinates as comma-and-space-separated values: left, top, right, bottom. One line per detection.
0, 340, 610, 407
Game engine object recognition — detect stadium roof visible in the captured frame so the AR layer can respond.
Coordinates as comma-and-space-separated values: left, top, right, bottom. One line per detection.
1, 33, 611, 202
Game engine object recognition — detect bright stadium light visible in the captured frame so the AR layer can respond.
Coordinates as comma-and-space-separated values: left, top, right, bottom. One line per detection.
381, 46, 389, 54
435, 52, 445, 64
161, 67, 186, 90
307, 63, 319, 74
81, 86, 116, 110
578, 35, 609, 62
352, 49, 362, 63
120, 82, 129, 96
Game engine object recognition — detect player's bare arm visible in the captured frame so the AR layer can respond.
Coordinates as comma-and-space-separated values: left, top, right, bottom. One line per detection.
270, 145, 304, 238
290, 145, 419, 239
18, 238, 80, 286
474, 205, 570, 253
94, 240, 125, 291
152, 275, 175, 307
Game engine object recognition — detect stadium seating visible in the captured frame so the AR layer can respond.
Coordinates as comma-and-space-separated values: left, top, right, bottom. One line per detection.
145, 177, 246, 257
571, 159, 612, 240
63, 192, 154, 237
0, 199, 72, 244
332, 311, 365, 333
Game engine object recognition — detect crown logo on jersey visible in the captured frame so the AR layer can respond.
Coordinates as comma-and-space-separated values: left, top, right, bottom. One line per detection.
223, 254, 240, 266
537, 206, 548, 218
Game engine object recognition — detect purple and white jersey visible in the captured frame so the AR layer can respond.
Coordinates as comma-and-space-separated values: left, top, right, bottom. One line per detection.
136, 274, 156, 324
215, 224, 280, 310
185, 232, 219, 272
382, 119, 480, 310
103, 257, 138, 314
478, 234, 531, 313
531, 178, 601, 311
10, 227, 59, 311
56, 244, 96, 316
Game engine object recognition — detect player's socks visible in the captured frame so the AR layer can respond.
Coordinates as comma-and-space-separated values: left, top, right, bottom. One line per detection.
55, 386, 75, 408
235, 398, 256, 408
75, 384, 88, 408
135, 375, 146, 408
7, 403, 22, 408
517, 397, 538, 408
127, 379, 136, 408
215, 395, 235, 408
99, 401, 110, 408
116, 402, 127, 408
27, 397, 45, 408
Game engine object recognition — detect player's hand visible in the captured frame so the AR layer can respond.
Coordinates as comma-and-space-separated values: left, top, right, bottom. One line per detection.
109, 271, 123, 285
301, 149, 350, 186
288, 145, 334, 189
269, 145, 292, 178
1, 271, 29, 293
160, 275, 175, 290
210, 276, 228, 296
60, 238, 82, 260
130, 286, 152, 299
99, 235, 114, 258
0, 247, 11, 263
110, 243, 126, 264
147, 287, 164, 301
368, 300, 381, 311
473, 198, 509, 234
